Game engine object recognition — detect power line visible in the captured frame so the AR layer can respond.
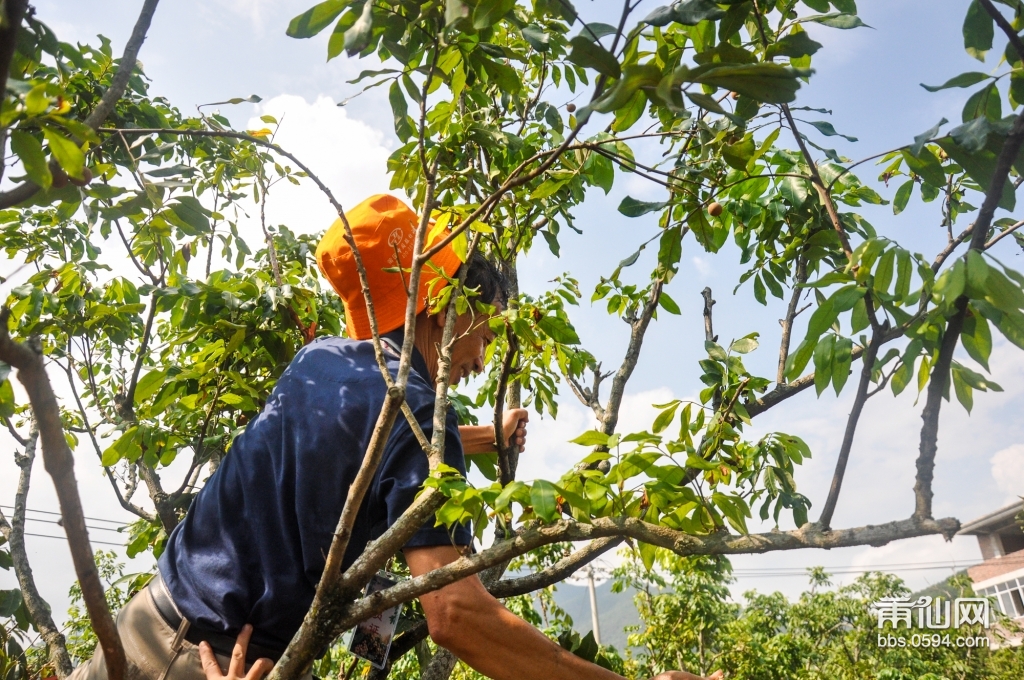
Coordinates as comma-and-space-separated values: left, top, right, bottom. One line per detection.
19, 532, 124, 548
1, 504, 129, 525
13, 515, 123, 533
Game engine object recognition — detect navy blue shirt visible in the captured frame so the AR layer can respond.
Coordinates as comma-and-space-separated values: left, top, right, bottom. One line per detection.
158, 331, 471, 650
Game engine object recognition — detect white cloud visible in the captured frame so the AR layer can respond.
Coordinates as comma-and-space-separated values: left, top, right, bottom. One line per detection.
512, 387, 676, 485
991, 444, 1024, 504
692, 256, 712, 277
242, 94, 393, 239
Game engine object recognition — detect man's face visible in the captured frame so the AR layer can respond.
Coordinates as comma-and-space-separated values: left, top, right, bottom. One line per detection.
447, 301, 502, 385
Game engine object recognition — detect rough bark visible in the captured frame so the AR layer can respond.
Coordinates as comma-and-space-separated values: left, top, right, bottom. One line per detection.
0, 425, 74, 678
0, 309, 125, 680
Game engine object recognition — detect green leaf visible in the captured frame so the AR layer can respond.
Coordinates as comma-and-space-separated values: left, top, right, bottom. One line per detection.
813, 334, 836, 396
786, 336, 816, 381
805, 13, 869, 29
638, 541, 658, 571
730, 335, 759, 354
963, 0, 994, 61
0, 380, 14, 419
910, 118, 947, 156
962, 83, 1001, 122
673, 0, 726, 25
0, 589, 22, 617
570, 430, 610, 446
344, 0, 374, 57
170, 197, 211, 235
567, 36, 621, 79
706, 341, 728, 362
832, 336, 853, 394
893, 179, 913, 215
42, 126, 85, 180
618, 196, 669, 217
874, 249, 896, 294
446, 0, 471, 26
850, 296, 869, 333
936, 138, 1016, 211
531, 480, 560, 522
473, 0, 515, 29
642, 5, 675, 26
659, 291, 681, 314
612, 90, 648, 132
766, 31, 822, 60
688, 63, 811, 104
652, 402, 679, 434
10, 130, 51, 190
286, 0, 351, 38
901, 147, 946, 187
134, 369, 167, 403
962, 309, 993, 371
522, 24, 550, 52
802, 120, 857, 142
388, 80, 410, 141
952, 367, 974, 412
537, 316, 580, 344
894, 249, 913, 300
921, 71, 991, 92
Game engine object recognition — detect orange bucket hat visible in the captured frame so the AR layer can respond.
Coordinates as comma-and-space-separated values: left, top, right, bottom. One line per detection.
316, 194, 463, 340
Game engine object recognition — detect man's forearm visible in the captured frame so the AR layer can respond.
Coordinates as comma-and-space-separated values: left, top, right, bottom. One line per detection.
458, 424, 496, 455
431, 584, 623, 680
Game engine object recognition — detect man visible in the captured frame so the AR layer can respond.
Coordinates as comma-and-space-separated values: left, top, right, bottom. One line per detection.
71, 195, 718, 680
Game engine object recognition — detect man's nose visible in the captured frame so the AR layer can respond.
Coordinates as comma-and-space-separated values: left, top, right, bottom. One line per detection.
472, 354, 484, 374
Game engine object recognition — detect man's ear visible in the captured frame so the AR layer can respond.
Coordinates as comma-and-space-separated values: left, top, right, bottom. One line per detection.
433, 308, 447, 328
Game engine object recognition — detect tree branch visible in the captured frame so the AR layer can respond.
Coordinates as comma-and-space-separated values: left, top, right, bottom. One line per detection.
327, 514, 960, 634
0, 0, 161, 210
979, 0, 1024, 65
488, 537, 623, 599
0, 424, 74, 678
777, 257, 808, 385
914, 111, 1024, 520
817, 316, 885, 529
602, 279, 663, 437
781, 105, 853, 260
0, 308, 125, 680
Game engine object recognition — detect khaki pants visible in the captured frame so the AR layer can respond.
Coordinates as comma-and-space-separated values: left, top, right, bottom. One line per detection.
67, 585, 306, 680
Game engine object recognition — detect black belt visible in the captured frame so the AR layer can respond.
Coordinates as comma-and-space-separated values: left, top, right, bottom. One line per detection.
148, 573, 285, 663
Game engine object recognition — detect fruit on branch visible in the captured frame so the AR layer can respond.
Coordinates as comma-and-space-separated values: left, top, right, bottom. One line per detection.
49, 160, 69, 189
566, 103, 576, 112
69, 167, 93, 187
708, 202, 724, 217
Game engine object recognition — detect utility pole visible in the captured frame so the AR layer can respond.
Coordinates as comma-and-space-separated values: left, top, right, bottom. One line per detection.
586, 565, 601, 646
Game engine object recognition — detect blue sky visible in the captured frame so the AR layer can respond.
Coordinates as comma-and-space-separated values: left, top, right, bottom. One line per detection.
4, 0, 1024, 620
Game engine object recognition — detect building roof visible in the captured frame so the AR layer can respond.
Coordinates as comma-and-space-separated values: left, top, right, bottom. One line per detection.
959, 502, 1024, 536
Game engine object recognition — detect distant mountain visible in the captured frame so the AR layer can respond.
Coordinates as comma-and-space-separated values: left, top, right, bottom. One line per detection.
911, 570, 970, 601
548, 580, 642, 651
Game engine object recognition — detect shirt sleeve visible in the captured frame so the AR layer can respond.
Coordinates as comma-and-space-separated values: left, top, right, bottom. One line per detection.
376, 399, 472, 550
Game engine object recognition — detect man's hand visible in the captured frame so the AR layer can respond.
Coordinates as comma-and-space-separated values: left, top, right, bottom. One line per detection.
650, 671, 724, 680
199, 625, 274, 680
459, 409, 528, 456
502, 408, 528, 453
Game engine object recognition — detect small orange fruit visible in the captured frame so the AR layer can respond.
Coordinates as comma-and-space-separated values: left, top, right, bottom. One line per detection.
708, 201, 724, 217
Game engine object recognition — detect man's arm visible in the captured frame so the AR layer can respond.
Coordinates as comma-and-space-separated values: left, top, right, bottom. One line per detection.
459, 408, 528, 456
404, 545, 720, 680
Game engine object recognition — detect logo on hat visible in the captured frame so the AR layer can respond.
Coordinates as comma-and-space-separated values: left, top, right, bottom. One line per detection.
387, 228, 404, 247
